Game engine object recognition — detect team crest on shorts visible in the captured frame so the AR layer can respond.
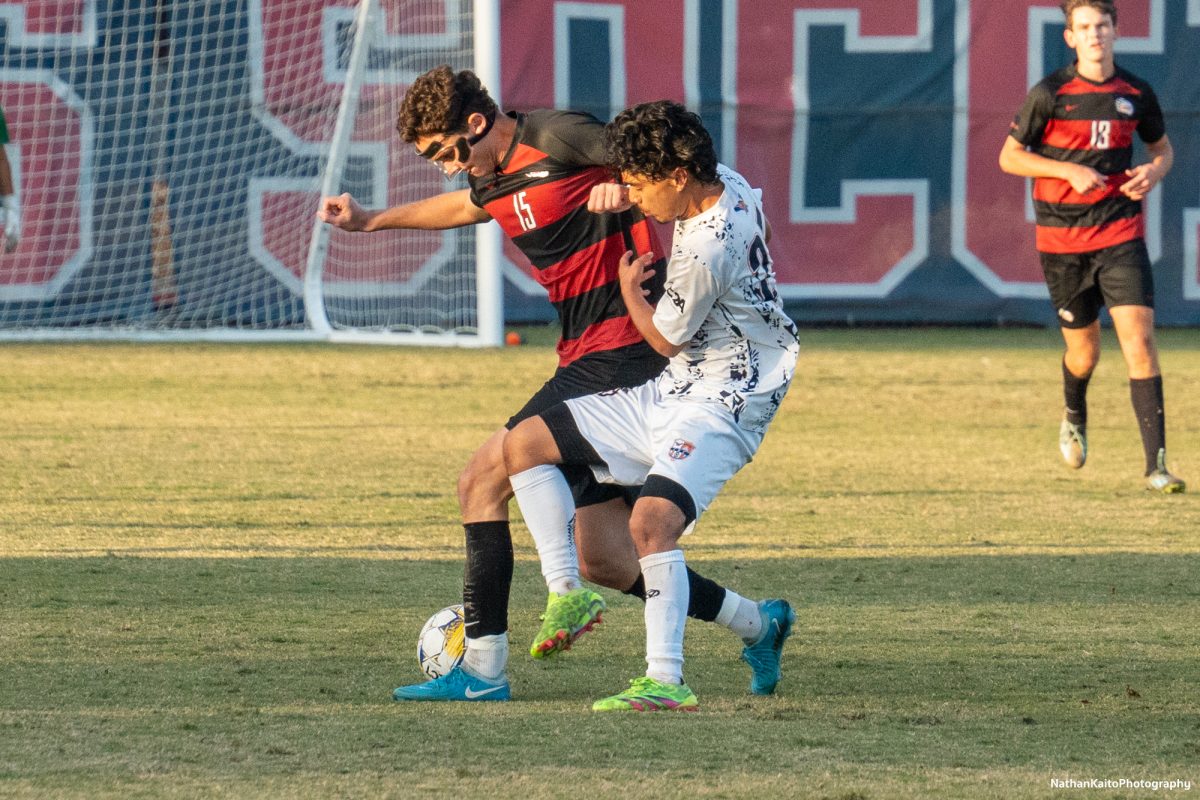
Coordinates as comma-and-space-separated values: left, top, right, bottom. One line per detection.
668, 439, 696, 460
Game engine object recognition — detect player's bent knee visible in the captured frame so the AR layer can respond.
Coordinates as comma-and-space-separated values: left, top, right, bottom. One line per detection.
503, 415, 564, 474
578, 556, 631, 590
501, 419, 538, 473
457, 459, 511, 508
629, 476, 694, 552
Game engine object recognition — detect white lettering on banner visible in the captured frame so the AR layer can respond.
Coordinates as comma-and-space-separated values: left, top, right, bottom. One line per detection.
247, 0, 462, 298
737, 0, 931, 297
787, 0, 936, 297
554, 2, 626, 122
0, 72, 94, 302
0, 2, 94, 301
0, 0, 96, 48
683, 0, 739, 166
1184, 1, 1200, 299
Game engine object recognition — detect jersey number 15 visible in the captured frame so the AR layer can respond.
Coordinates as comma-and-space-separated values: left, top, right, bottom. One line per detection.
514, 191, 537, 231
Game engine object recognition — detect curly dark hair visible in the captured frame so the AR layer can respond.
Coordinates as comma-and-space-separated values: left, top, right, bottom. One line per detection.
1061, 0, 1117, 26
396, 65, 498, 143
604, 101, 719, 184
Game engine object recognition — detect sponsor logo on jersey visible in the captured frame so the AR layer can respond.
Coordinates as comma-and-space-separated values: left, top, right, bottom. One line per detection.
666, 286, 686, 314
525, 170, 550, 178
668, 439, 695, 460
1064, 103, 1080, 112
1115, 97, 1134, 116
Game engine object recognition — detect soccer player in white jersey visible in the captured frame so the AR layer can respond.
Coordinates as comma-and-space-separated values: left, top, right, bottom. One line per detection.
503, 100, 799, 711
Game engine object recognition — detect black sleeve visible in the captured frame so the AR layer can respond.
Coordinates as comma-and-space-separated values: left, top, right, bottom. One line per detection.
1009, 81, 1054, 148
1136, 83, 1166, 144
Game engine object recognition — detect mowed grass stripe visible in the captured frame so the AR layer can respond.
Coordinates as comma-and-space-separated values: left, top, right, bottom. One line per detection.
0, 331, 1197, 799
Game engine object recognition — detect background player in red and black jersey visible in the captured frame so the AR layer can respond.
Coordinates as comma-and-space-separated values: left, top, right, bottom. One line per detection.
318, 66, 773, 701
999, 0, 1183, 493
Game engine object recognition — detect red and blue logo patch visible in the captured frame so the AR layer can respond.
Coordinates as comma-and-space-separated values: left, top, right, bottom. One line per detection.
668, 439, 695, 460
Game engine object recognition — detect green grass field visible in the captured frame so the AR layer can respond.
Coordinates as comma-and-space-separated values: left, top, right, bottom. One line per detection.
1, 329, 1197, 799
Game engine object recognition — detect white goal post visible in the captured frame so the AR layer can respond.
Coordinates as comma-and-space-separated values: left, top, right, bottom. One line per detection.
0, 0, 503, 346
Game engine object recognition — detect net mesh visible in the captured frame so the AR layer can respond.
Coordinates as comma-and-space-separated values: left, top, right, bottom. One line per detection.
0, 0, 486, 340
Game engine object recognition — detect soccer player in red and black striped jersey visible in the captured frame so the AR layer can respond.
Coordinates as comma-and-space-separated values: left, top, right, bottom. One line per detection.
999, 0, 1183, 493
319, 66, 770, 701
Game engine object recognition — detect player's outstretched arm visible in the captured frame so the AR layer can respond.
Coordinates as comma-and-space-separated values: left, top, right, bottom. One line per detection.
998, 136, 1104, 195
316, 188, 491, 233
1120, 134, 1173, 201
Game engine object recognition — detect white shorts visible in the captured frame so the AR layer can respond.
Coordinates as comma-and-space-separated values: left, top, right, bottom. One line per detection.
563, 381, 762, 529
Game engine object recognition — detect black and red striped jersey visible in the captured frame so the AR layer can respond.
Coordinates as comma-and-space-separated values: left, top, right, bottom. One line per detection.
1010, 64, 1165, 255
469, 110, 667, 366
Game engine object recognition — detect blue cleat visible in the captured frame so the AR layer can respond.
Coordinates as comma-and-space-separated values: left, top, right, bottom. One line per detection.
741, 599, 796, 695
392, 665, 510, 702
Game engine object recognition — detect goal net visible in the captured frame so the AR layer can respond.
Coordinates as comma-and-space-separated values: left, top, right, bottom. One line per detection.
0, 0, 502, 345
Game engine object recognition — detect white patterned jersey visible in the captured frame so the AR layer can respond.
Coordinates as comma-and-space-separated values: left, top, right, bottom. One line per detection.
652, 164, 799, 433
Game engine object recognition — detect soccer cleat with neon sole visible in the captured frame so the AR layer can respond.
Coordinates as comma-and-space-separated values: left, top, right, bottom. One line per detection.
591, 676, 699, 712
529, 587, 605, 659
1059, 417, 1087, 469
741, 598, 796, 695
392, 665, 510, 702
1146, 449, 1185, 494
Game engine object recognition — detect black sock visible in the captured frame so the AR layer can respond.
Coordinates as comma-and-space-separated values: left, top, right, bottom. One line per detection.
625, 567, 726, 622
1063, 360, 1091, 425
623, 573, 646, 599
1130, 376, 1166, 475
462, 521, 513, 638
685, 567, 727, 622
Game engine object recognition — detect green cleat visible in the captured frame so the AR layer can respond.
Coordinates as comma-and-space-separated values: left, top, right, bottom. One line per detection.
529, 587, 605, 659
1146, 449, 1185, 494
592, 676, 699, 712
1059, 416, 1087, 469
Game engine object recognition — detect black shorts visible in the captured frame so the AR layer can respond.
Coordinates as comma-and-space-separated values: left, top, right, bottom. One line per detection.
1039, 239, 1154, 329
505, 340, 666, 508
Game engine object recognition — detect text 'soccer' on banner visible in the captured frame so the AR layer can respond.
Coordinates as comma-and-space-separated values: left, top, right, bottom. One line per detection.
500, 0, 1200, 325
0, 1, 1197, 326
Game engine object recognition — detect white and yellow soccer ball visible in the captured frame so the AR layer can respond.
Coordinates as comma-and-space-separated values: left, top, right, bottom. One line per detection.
417, 604, 466, 679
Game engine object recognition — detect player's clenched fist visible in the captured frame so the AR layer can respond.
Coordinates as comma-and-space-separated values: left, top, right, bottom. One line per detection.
586, 182, 632, 214
317, 192, 368, 231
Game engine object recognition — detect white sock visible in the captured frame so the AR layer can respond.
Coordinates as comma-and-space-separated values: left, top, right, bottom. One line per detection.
715, 590, 763, 644
640, 549, 688, 685
509, 465, 581, 595
462, 633, 508, 682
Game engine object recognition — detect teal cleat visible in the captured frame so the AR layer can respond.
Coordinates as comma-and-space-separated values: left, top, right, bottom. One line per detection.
392, 666, 510, 702
741, 599, 796, 695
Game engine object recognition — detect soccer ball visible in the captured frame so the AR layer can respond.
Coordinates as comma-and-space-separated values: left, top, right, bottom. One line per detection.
417, 604, 466, 679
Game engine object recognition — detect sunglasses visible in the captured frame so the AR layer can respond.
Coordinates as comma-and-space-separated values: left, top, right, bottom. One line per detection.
417, 110, 497, 180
